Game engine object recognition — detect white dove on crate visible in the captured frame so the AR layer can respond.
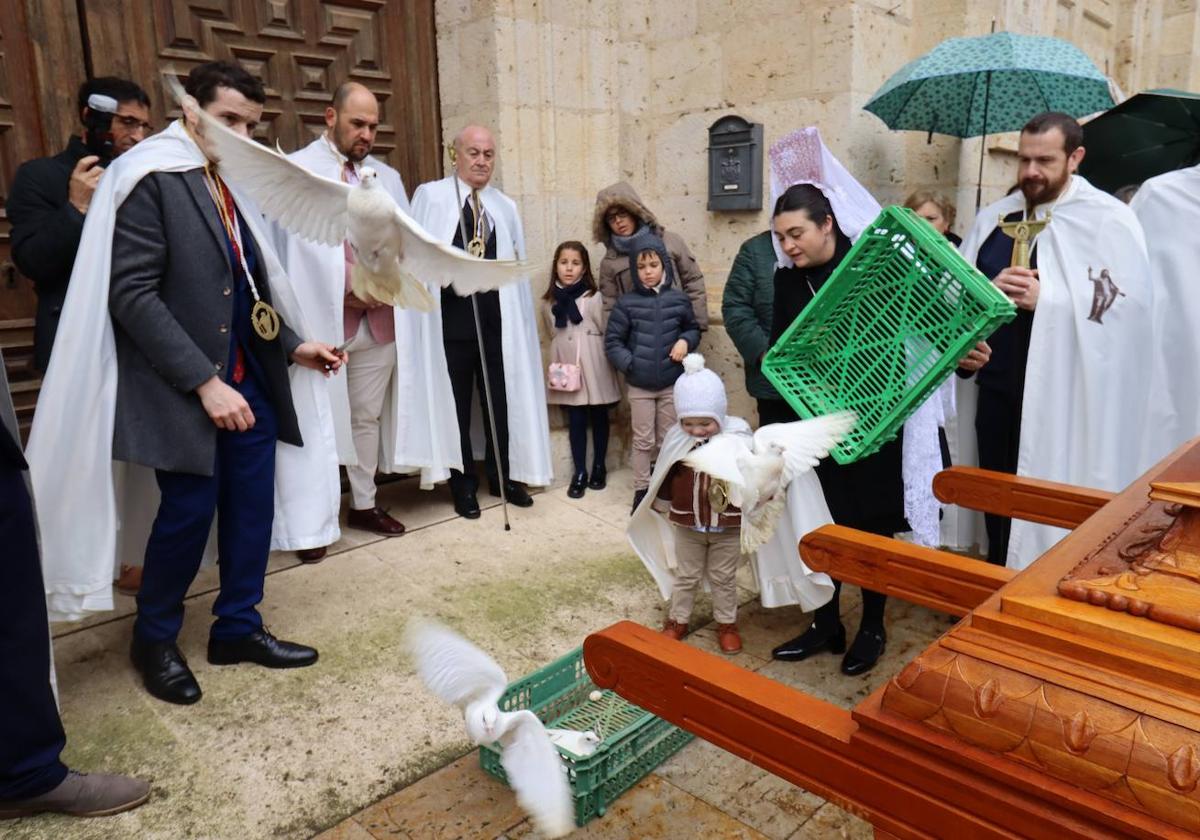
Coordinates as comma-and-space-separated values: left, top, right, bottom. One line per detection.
405, 619, 574, 838
683, 411, 857, 554
546, 728, 601, 758
166, 77, 534, 313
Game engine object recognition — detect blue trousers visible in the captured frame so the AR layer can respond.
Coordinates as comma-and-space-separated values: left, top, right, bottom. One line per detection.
134, 373, 278, 643
0, 467, 69, 799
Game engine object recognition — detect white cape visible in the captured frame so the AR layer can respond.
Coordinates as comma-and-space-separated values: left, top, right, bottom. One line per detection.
27, 121, 328, 619
628, 417, 836, 611
1130, 164, 1200, 463
270, 140, 460, 522
409, 175, 552, 486
269, 136, 417, 547
951, 176, 1154, 570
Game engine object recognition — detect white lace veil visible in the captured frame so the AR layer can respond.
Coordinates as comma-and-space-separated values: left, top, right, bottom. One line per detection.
767, 127, 881, 268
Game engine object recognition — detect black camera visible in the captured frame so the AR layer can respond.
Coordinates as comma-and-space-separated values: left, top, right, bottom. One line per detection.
83, 93, 118, 164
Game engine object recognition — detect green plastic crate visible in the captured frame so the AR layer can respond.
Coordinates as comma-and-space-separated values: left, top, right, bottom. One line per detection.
762, 205, 1016, 464
479, 646, 693, 827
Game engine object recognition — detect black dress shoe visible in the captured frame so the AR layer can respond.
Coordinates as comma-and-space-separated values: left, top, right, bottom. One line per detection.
130, 637, 201, 705
631, 488, 648, 515
588, 464, 607, 490
489, 480, 534, 507
453, 489, 481, 519
207, 629, 318, 669
841, 627, 886, 676
567, 470, 588, 499
770, 622, 847, 662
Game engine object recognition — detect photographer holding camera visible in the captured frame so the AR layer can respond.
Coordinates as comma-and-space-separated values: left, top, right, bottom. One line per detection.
8, 77, 152, 597
8, 77, 152, 373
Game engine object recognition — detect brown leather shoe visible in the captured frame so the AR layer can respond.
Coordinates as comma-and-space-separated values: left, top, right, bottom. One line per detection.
0, 770, 150, 818
346, 506, 406, 536
116, 564, 142, 596
717, 623, 742, 654
661, 619, 688, 641
296, 546, 327, 564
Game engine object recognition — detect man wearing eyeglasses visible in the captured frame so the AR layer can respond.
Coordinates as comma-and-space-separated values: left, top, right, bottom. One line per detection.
8, 76, 152, 596
9, 77, 153, 375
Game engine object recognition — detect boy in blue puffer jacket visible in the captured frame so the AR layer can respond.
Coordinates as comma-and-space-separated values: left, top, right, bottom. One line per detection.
604, 229, 701, 513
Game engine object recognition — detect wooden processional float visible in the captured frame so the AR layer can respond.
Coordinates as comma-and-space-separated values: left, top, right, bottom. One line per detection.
583, 440, 1200, 839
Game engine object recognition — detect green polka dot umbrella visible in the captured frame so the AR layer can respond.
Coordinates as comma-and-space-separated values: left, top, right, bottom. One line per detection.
864, 31, 1114, 208
864, 31, 1114, 137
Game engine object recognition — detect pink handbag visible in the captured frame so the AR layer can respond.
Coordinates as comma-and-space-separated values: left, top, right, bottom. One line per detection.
547, 329, 583, 392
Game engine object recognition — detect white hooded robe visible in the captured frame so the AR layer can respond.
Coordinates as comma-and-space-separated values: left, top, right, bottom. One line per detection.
951, 175, 1154, 570
1130, 164, 1200, 465
409, 175, 552, 487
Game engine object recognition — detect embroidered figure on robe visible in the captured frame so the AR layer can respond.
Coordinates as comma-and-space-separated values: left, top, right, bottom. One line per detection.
1086, 265, 1125, 324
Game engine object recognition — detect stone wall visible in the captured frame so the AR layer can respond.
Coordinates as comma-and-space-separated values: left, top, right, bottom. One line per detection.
433, 0, 1199, 485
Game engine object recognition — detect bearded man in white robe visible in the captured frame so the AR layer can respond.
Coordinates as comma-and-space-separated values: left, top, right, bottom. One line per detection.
272, 82, 433, 562
410, 125, 552, 518
1130, 163, 1200, 465
951, 112, 1154, 571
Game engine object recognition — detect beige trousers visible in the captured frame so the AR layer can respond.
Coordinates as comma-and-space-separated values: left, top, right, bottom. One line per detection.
668, 526, 742, 625
628, 384, 675, 490
345, 320, 396, 510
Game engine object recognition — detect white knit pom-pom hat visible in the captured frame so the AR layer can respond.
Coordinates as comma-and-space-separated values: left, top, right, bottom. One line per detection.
673, 353, 727, 425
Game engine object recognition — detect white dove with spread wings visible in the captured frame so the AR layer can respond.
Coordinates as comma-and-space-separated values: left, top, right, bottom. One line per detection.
167, 77, 533, 312
405, 619, 574, 838
683, 411, 856, 554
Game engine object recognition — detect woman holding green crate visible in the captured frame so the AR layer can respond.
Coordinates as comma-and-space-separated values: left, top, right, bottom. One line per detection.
763, 182, 908, 676
756, 128, 919, 676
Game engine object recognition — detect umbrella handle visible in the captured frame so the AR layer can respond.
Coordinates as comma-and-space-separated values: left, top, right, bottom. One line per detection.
975, 70, 992, 212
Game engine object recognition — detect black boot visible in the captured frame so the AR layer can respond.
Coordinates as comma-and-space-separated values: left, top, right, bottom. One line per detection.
567, 470, 588, 499
771, 621, 847, 662
631, 488, 648, 515
588, 463, 607, 490
841, 626, 886, 676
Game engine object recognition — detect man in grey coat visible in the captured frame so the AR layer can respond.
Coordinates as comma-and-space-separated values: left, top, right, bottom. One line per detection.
109, 62, 343, 705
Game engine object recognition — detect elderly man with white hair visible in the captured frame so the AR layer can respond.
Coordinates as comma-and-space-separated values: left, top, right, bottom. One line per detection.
410, 125, 552, 518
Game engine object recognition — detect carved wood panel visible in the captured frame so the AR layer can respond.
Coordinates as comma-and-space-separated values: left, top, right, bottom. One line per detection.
82, 0, 441, 194
0, 1, 50, 321
883, 645, 1200, 833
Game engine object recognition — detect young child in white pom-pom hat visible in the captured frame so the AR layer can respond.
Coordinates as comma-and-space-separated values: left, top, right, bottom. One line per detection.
627, 353, 840, 655
632, 353, 749, 653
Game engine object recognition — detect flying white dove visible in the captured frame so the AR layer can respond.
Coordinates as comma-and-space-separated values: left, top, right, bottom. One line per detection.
405, 619, 574, 838
683, 410, 857, 554
166, 76, 534, 312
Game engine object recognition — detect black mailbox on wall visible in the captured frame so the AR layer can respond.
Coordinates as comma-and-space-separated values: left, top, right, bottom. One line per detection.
707, 115, 763, 211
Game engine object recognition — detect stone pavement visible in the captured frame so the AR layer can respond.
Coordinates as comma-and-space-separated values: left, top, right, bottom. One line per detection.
8, 469, 949, 840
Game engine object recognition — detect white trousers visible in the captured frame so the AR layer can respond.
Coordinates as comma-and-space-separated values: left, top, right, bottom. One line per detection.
345, 321, 396, 510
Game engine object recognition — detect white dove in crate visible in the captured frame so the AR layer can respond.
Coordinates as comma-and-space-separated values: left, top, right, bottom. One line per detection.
405, 619, 575, 838
683, 410, 857, 554
167, 77, 534, 312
